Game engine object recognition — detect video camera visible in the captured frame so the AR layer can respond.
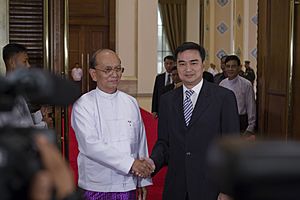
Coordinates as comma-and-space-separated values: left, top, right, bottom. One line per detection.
207, 138, 300, 200
0, 68, 80, 200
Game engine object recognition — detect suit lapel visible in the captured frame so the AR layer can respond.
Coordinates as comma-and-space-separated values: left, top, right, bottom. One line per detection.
172, 86, 186, 129
189, 81, 211, 127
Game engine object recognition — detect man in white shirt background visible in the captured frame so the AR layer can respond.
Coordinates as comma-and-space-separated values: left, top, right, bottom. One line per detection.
71, 49, 153, 200
219, 55, 256, 139
151, 55, 176, 118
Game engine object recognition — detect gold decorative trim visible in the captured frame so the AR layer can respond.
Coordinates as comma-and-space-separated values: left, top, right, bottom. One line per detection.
64, 0, 69, 77
287, 0, 295, 136
121, 76, 138, 81
44, 0, 49, 70
136, 93, 152, 97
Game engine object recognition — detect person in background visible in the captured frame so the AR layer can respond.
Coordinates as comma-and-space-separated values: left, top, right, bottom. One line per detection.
30, 135, 79, 200
71, 62, 83, 82
162, 66, 182, 94
151, 55, 176, 118
207, 63, 218, 76
219, 55, 256, 138
203, 71, 214, 83
71, 49, 153, 200
150, 42, 240, 200
2, 43, 48, 128
243, 60, 255, 85
213, 55, 228, 84
71, 62, 83, 93
1, 43, 33, 127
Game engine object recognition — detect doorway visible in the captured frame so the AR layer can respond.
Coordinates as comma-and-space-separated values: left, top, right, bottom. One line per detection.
68, 0, 115, 93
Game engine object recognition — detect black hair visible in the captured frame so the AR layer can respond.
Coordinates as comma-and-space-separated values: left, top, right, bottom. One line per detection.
225, 55, 241, 66
174, 42, 206, 62
2, 43, 27, 65
164, 55, 175, 62
220, 55, 228, 61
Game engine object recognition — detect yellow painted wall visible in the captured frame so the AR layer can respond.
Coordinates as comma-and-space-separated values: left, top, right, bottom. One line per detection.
204, 0, 258, 73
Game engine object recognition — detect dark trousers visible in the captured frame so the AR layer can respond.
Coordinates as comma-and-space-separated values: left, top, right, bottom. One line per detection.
239, 114, 248, 132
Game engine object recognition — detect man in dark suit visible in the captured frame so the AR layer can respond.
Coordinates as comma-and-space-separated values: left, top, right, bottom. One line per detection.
214, 55, 228, 84
162, 66, 182, 94
151, 55, 175, 118
150, 42, 240, 200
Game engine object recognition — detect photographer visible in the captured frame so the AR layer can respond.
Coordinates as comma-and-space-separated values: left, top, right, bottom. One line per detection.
29, 135, 79, 200
1, 43, 48, 128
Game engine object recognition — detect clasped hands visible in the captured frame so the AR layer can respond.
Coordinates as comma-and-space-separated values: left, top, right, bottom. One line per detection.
131, 158, 155, 178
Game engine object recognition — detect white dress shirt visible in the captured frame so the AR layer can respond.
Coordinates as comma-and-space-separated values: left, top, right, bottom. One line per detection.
183, 78, 204, 109
165, 72, 172, 85
219, 75, 256, 132
71, 87, 152, 192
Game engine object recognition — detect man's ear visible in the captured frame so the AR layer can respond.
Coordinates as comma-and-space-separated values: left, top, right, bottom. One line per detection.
89, 68, 97, 82
5, 58, 15, 72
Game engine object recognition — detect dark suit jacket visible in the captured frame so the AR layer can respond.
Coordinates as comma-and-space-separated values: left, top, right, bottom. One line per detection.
151, 80, 240, 200
152, 73, 166, 114
162, 83, 175, 95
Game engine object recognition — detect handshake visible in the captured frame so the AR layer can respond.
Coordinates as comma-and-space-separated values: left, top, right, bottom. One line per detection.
131, 157, 156, 178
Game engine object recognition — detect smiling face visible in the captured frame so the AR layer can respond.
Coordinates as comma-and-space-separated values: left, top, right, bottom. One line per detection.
89, 50, 122, 94
177, 49, 204, 89
225, 59, 241, 80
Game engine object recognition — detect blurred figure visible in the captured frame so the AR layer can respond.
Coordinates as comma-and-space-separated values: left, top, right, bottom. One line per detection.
151, 55, 176, 118
2, 43, 48, 128
30, 135, 78, 200
242, 60, 255, 85
162, 66, 182, 94
207, 63, 218, 76
203, 71, 214, 83
214, 55, 228, 84
71, 62, 83, 82
71, 62, 83, 93
0, 43, 34, 127
71, 49, 153, 200
3, 43, 30, 73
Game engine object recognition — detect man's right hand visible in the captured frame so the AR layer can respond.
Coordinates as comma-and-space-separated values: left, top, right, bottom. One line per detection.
131, 159, 155, 178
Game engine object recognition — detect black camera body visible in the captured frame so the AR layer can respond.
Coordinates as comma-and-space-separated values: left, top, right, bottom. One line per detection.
0, 68, 80, 200
207, 138, 300, 200
0, 127, 56, 200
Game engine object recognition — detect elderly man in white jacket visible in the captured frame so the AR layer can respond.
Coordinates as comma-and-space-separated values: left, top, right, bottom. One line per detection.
72, 49, 153, 200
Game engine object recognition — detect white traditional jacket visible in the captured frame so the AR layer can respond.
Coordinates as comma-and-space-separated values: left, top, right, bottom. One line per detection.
71, 88, 152, 192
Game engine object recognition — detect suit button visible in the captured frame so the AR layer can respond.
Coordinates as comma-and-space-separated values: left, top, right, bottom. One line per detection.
186, 152, 191, 156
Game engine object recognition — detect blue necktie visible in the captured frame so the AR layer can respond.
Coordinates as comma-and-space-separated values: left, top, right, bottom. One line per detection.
183, 90, 194, 126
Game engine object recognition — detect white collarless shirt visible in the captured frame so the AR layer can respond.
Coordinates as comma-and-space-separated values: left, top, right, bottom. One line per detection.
71, 87, 152, 192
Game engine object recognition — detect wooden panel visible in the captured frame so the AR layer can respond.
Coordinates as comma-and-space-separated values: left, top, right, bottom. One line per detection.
265, 95, 287, 139
69, 26, 83, 74
268, 0, 290, 92
257, 0, 268, 136
9, 0, 44, 68
69, 25, 109, 92
257, 0, 291, 139
69, 0, 109, 25
292, 3, 300, 139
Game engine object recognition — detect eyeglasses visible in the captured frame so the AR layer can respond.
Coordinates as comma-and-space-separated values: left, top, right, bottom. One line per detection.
94, 65, 124, 75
